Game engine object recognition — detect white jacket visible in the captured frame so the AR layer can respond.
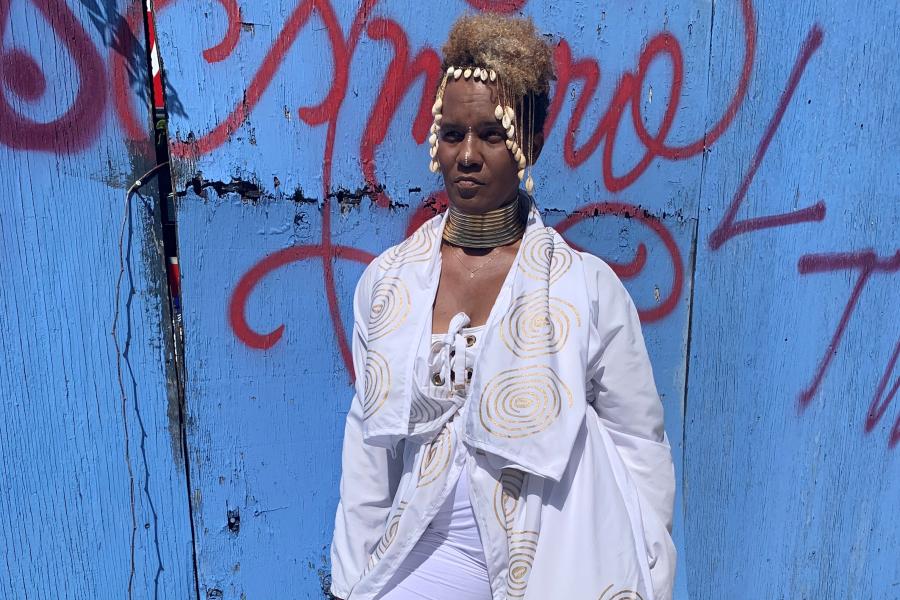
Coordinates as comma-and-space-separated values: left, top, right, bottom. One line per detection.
331, 202, 676, 600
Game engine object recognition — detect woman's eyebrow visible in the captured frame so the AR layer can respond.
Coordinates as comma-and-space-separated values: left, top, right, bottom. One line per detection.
440, 120, 504, 129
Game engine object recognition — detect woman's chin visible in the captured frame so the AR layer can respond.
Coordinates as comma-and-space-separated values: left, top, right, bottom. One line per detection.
448, 186, 518, 214
448, 193, 490, 214
455, 184, 481, 201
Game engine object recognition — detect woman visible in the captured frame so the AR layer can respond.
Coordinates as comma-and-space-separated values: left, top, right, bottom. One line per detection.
330, 13, 675, 600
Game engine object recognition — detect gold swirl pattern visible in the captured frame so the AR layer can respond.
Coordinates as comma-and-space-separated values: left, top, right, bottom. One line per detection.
362, 351, 390, 419
518, 229, 574, 284
500, 290, 581, 358
597, 585, 644, 600
479, 366, 573, 438
379, 224, 437, 269
506, 530, 539, 598
367, 501, 408, 570
493, 469, 524, 530
368, 277, 411, 341
409, 388, 449, 425
417, 426, 453, 487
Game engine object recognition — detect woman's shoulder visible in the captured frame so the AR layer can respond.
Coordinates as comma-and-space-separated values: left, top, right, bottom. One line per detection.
356, 214, 444, 294
372, 215, 443, 271
564, 244, 641, 331
569, 246, 631, 301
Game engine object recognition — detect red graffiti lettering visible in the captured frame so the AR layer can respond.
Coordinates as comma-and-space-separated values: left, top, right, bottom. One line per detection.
551, 34, 682, 192
635, 0, 757, 160
361, 18, 441, 208
229, 244, 374, 351
866, 339, 900, 448
545, 0, 754, 191
797, 250, 900, 418
202, 0, 242, 63
708, 25, 826, 250
555, 202, 683, 323
0, 0, 107, 152
169, 0, 336, 158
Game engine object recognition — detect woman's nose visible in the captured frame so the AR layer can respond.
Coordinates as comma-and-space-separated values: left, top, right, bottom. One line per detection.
458, 131, 482, 168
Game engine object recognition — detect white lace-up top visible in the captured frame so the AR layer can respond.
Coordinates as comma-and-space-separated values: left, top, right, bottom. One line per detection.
375, 315, 491, 599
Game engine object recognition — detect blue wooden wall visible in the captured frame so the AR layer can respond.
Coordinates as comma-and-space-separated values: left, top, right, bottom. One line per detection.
0, 0, 195, 597
2, 0, 897, 598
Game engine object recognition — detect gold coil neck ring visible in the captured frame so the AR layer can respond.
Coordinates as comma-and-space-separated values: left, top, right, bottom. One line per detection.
443, 194, 529, 249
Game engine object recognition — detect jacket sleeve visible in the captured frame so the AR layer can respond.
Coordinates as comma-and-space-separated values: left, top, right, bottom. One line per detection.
584, 256, 677, 600
330, 263, 404, 599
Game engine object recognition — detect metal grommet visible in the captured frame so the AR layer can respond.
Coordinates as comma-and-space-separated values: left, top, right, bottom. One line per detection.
431, 372, 445, 386
449, 349, 455, 357
466, 368, 473, 381
465, 334, 476, 347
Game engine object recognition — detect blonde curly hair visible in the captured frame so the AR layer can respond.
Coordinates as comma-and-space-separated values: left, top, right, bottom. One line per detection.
441, 13, 555, 100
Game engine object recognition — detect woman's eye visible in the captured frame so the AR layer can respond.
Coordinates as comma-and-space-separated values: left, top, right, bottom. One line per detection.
485, 131, 504, 142
441, 131, 463, 142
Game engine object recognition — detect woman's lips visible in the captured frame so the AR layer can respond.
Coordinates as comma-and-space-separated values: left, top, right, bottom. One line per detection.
456, 179, 483, 191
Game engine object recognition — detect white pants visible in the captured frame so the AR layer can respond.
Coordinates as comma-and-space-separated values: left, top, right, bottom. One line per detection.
375, 468, 492, 600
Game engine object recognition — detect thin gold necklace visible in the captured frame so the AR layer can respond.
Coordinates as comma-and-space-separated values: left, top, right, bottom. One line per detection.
451, 246, 497, 279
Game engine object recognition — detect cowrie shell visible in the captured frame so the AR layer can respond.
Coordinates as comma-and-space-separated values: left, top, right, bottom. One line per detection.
506, 125, 515, 139
504, 106, 515, 121
431, 99, 442, 115
505, 139, 514, 149
518, 155, 526, 169
502, 114, 511, 129
454, 68, 462, 79
428, 133, 438, 145
463, 68, 472, 79
517, 168, 525, 180
489, 70, 496, 81
525, 174, 534, 194
473, 67, 482, 78
446, 66, 454, 75
429, 145, 438, 158
494, 105, 504, 120
430, 160, 440, 173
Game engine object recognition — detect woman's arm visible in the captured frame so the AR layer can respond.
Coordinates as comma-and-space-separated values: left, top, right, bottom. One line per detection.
329, 264, 404, 599
584, 255, 677, 599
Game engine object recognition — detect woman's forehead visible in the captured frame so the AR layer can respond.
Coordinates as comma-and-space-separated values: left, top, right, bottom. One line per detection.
441, 79, 499, 117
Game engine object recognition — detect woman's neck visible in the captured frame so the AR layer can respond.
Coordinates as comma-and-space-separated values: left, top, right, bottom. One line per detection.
442, 193, 528, 248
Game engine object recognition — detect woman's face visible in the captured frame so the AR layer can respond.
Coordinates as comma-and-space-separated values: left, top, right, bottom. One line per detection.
436, 79, 522, 215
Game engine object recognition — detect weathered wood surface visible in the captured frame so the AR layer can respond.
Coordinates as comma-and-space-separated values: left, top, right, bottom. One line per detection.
2, 0, 898, 598
0, 0, 195, 598
686, 1, 900, 596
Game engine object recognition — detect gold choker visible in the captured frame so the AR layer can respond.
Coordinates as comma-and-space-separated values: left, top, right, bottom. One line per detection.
442, 194, 528, 248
